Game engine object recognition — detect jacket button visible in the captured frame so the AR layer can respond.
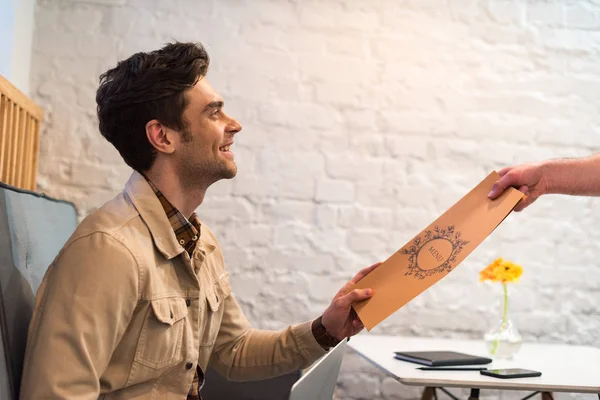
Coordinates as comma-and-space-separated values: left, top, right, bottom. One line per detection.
185, 298, 191, 307
186, 362, 194, 370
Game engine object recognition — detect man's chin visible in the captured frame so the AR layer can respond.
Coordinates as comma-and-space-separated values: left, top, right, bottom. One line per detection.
221, 164, 237, 180
223, 170, 237, 180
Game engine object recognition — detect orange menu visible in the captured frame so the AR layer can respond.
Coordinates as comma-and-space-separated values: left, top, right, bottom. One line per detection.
351, 171, 525, 330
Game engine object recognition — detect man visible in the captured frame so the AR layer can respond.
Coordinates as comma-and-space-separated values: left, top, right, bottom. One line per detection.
20, 42, 379, 399
488, 154, 600, 209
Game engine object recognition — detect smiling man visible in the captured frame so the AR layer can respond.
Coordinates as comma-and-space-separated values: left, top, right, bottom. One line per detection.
19, 42, 379, 399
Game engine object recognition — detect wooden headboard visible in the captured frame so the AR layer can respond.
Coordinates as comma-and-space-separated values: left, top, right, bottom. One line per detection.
0, 75, 43, 191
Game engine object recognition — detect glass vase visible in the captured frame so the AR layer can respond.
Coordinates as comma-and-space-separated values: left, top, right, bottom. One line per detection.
483, 282, 522, 359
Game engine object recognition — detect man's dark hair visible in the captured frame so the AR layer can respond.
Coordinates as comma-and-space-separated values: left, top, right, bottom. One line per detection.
96, 41, 210, 172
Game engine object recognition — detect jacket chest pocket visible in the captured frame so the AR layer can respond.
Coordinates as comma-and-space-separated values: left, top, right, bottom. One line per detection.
199, 273, 232, 347
135, 297, 188, 369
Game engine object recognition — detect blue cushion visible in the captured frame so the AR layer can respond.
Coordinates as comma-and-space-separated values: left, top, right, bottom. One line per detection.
0, 182, 77, 399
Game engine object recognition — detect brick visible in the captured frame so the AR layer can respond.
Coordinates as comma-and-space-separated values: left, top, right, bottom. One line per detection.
326, 154, 383, 181
197, 197, 254, 223
315, 204, 337, 228
60, 5, 103, 33
325, 33, 368, 57
338, 206, 369, 229
333, 10, 381, 31
384, 135, 431, 159
368, 208, 394, 230
259, 102, 339, 130
484, 1, 525, 25
76, 34, 118, 58
82, 133, 126, 165
566, 4, 600, 29
306, 274, 345, 302
341, 108, 377, 131
34, 30, 77, 57
207, 179, 233, 197
346, 229, 389, 254
229, 271, 263, 299
231, 224, 272, 247
214, 0, 298, 28
298, 54, 377, 85
69, 161, 115, 188
315, 82, 366, 107
315, 179, 355, 203
526, 1, 564, 26
309, 228, 348, 256
233, 176, 270, 198
258, 199, 315, 225
298, 2, 344, 29
536, 28, 597, 53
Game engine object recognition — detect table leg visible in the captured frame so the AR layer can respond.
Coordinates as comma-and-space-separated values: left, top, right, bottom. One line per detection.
421, 387, 435, 400
468, 388, 480, 400
541, 393, 553, 400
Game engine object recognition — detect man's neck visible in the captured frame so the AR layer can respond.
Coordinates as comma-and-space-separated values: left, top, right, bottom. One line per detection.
143, 167, 207, 218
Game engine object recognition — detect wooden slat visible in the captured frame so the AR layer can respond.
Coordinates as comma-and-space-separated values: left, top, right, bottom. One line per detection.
15, 106, 26, 187
9, 104, 20, 185
0, 75, 43, 190
30, 118, 40, 190
27, 115, 37, 191
0, 94, 7, 180
6, 103, 15, 185
23, 115, 33, 190
0, 98, 9, 183
2, 100, 15, 184
20, 115, 31, 189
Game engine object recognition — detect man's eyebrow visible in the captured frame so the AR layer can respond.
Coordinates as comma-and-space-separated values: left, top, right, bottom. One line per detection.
203, 101, 224, 112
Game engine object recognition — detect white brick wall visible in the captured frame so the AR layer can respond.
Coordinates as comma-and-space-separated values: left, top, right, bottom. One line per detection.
30, 0, 600, 399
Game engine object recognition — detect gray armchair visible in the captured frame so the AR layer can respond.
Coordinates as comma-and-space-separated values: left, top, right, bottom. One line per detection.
0, 182, 77, 399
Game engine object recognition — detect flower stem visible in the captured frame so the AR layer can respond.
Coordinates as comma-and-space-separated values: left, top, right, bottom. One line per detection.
490, 283, 509, 356
502, 282, 508, 329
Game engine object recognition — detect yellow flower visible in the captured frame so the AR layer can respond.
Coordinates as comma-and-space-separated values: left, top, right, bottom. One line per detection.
479, 258, 523, 283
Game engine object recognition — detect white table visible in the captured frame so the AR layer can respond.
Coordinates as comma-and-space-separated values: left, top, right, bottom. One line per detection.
348, 335, 600, 397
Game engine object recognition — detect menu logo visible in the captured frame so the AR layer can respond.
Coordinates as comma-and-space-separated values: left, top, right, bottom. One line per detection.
401, 225, 469, 279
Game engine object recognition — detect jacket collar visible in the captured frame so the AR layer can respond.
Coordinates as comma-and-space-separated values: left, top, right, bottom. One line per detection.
125, 171, 217, 260
124, 171, 187, 260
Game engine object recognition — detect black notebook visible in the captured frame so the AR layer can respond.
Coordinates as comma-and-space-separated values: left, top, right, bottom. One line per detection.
393, 351, 492, 367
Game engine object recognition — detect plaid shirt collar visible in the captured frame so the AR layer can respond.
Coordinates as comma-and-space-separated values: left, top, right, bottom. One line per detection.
144, 177, 202, 257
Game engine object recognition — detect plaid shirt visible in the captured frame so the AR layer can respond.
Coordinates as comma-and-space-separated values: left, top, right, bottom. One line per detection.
145, 179, 204, 400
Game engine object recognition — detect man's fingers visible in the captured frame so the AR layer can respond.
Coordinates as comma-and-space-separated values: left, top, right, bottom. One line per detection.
336, 288, 374, 308
489, 175, 513, 199
514, 196, 535, 212
489, 171, 522, 199
350, 262, 382, 284
497, 166, 513, 177
518, 185, 529, 196
511, 186, 531, 212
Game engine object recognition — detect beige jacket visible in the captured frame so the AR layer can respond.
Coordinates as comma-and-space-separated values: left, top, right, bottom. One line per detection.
20, 171, 326, 399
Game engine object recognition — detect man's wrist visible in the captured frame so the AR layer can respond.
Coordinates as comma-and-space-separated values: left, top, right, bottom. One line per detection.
311, 315, 341, 350
540, 159, 558, 195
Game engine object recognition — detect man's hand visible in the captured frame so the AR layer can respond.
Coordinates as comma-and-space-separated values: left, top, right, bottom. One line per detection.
488, 162, 549, 212
321, 262, 381, 340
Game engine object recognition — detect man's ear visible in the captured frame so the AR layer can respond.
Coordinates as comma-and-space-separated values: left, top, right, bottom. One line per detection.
146, 120, 175, 154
